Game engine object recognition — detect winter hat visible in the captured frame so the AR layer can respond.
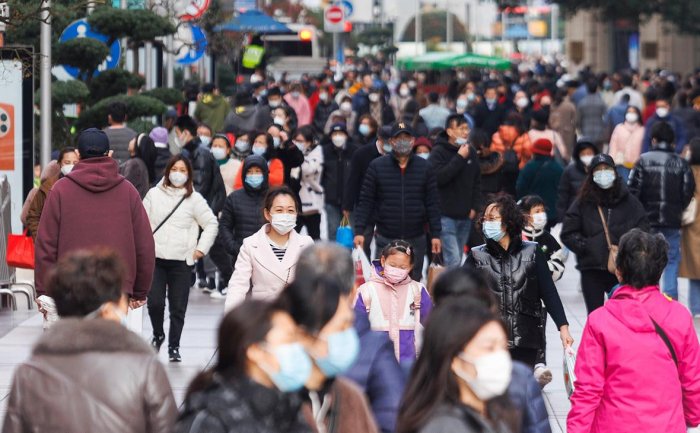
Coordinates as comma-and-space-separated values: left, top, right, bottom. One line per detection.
413, 136, 433, 150
330, 123, 348, 135
589, 153, 615, 171
532, 138, 553, 156
149, 127, 169, 146
77, 128, 110, 159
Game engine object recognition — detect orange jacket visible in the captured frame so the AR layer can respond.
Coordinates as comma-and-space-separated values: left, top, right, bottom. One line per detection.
491, 126, 532, 169
233, 158, 284, 190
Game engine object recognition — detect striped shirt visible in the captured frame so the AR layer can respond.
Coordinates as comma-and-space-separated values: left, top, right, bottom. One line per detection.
270, 244, 286, 261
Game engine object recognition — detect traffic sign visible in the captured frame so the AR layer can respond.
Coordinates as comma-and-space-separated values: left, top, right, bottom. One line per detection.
179, 0, 210, 21
58, 18, 121, 79
340, 0, 353, 18
324, 4, 345, 33
174, 23, 207, 65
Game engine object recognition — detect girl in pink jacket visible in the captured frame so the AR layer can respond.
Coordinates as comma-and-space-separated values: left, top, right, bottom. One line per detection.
568, 229, 700, 433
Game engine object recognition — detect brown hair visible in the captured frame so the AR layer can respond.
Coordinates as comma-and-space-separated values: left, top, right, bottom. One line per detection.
263, 186, 299, 216
162, 154, 194, 197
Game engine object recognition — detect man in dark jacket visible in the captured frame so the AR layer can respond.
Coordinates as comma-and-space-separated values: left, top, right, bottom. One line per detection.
312, 84, 338, 134
473, 85, 506, 137
641, 97, 688, 154
353, 122, 442, 281
628, 121, 696, 300
223, 90, 269, 133
516, 138, 564, 227
35, 128, 155, 309
322, 123, 358, 241
430, 114, 481, 266
556, 140, 598, 222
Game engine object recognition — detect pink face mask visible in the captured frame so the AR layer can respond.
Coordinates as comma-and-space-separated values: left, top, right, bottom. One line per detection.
383, 265, 410, 285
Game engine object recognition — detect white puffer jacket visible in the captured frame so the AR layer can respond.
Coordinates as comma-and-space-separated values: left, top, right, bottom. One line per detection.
143, 182, 219, 265
298, 144, 324, 214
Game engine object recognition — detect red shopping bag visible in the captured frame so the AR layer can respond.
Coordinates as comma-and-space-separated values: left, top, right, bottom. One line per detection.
7, 230, 35, 269
352, 247, 371, 288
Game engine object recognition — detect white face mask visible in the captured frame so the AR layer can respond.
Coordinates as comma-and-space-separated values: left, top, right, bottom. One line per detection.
270, 213, 297, 235
169, 171, 188, 187
199, 135, 211, 147
580, 155, 594, 167
399, 87, 410, 97
369, 93, 380, 103
454, 350, 512, 401
516, 97, 529, 108
273, 116, 286, 126
332, 135, 346, 148
532, 212, 547, 230
340, 102, 352, 113
656, 107, 669, 118
211, 147, 228, 160
268, 99, 282, 108
625, 112, 639, 124
61, 164, 74, 176
319, 92, 329, 102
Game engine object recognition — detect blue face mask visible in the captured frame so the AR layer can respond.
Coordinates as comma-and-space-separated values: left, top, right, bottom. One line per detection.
593, 169, 616, 190
252, 146, 266, 156
358, 124, 371, 136
417, 153, 429, 160
382, 143, 393, 154
263, 343, 313, 392
483, 220, 506, 242
273, 137, 281, 148
245, 173, 264, 189
313, 328, 360, 377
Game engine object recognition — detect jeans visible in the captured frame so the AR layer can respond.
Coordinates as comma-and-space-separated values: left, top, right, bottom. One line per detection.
325, 203, 342, 241
440, 216, 471, 267
375, 233, 427, 282
655, 227, 681, 300
148, 259, 193, 349
580, 269, 618, 314
690, 279, 700, 316
616, 165, 631, 183
297, 213, 321, 240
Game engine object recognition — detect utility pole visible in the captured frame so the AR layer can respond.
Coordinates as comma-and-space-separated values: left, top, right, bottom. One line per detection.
445, 0, 453, 50
415, 0, 421, 55
40, 0, 52, 169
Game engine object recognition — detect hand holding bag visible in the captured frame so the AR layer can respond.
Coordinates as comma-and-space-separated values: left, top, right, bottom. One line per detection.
336, 215, 354, 249
426, 255, 445, 297
682, 197, 697, 227
597, 206, 618, 274
7, 229, 35, 269
352, 247, 371, 288
563, 345, 577, 399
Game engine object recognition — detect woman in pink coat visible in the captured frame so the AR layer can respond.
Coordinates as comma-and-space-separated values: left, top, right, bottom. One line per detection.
607, 105, 644, 182
225, 186, 313, 312
568, 229, 700, 433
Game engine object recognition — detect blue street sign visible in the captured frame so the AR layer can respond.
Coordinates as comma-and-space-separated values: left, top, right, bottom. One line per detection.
59, 18, 121, 78
340, 0, 353, 17
175, 23, 208, 65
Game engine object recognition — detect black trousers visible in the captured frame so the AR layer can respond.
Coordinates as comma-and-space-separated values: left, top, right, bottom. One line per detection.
581, 269, 618, 314
535, 305, 547, 365
297, 213, 321, 240
148, 259, 193, 349
510, 347, 539, 369
195, 239, 233, 292
375, 233, 427, 282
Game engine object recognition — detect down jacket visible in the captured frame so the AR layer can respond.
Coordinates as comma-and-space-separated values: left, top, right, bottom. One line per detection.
354, 154, 442, 240
556, 141, 599, 222
2, 319, 177, 433
321, 139, 357, 207
182, 138, 227, 214
628, 140, 696, 229
568, 285, 700, 433
218, 155, 269, 261
143, 181, 219, 266
430, 134, 482, 219
508, 362, 552, 433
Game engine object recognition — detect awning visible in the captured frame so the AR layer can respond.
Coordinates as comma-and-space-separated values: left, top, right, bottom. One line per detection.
440, 53, 511, 70
397, 52, 511, 71
214, 9, 291, 34
396, 52, 459, 71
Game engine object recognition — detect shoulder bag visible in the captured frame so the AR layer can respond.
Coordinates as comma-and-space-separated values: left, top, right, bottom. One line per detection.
649, 316, 678, 367
152, 196, 186, 235
597, 206, 618, 274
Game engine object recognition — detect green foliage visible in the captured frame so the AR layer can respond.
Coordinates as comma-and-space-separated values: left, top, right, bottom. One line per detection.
88, 69, 145, 104
87, 6, 176, 46
141, 88, 184, 105
76, 94, 166, 130
4, 0, 86, 54
52, 80, 90, 106
400, 11, 468, 42
54, 38, 110, 83
127, 119, 156, 135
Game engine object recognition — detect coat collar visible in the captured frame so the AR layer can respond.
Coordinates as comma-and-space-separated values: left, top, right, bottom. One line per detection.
252, 224, 309, 282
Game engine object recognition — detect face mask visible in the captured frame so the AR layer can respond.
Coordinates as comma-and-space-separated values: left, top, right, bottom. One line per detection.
456, 99, 468, 109
625, 112, 638, 123
273, 116, 286, 126
332, 135, 347, 148
273, 137, 281, 148
516, 97, 529, 108
467, 92, 476, 101
358, 124, 371, 136
369, 93, 380, 103
169, 171, 188, 187
250, 74, 262, 84
268, 99, 281, 108
291, 91, 300, 99
455, 137, 468, 146
199, 136, 211, 147
656, 107, 669, 118
532, 212, 547, 231
483, 220, 505, 242
270, 213, 297, 235
61, 164, 74, 176
319, 92, 329, 102
382, 143, 393, 154
580, 155, 594, 167
252, 146, 267, 156
417, 152, 429, 160
261, 343, 313, 392
211, 147, 228, 161
293, 141, 305, 151
485, 97, 497, 106
235, 140, 250, 152
340, 102, 353, 113
454, 350, 512, 401
245, 173, 264, 189
393, 139, 413, 156
593, 169, 616, 189
399, 87, 410, 97
313, 328, 360, 377
383, 265, 410, 284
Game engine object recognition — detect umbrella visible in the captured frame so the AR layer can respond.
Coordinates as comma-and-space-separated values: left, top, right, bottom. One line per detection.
214, 9, 291, 34
439, 53, 511, 71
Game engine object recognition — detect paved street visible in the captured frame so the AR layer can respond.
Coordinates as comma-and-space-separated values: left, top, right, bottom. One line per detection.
0, 259, 697, 432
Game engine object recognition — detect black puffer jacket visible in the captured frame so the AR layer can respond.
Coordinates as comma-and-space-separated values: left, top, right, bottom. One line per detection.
153, 146, 172, 186
313, 100, 338, 134
561, 186, 650, 271
628, 141, 696, 228
430, 134, 481, 219
354, 154, 442, 240
466, 239, 567, 350
183, 138, 226, 214
322, 139, 358, 207
556, 141, 599, 221
218, 155, 268, 261
174, 375, 312, 433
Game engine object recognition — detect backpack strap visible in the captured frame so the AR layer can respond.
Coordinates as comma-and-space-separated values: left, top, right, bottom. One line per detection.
649, 316, 679, 367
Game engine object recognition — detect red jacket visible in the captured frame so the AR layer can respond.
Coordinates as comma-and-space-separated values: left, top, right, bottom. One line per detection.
35, 157, 155, 300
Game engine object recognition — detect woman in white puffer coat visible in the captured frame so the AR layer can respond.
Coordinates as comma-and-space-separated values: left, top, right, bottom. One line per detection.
143, 155, 218, 363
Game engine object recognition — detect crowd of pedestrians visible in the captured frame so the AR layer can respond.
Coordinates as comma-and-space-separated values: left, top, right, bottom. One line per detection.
6, 62, 700, 433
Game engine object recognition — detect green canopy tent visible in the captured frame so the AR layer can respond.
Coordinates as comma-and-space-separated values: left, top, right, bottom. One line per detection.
396, 52, 460, 70
397, 52, 511, 71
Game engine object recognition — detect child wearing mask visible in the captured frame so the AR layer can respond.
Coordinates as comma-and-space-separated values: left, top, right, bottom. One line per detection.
354, 240, 433, 372
518, 194, 566, 388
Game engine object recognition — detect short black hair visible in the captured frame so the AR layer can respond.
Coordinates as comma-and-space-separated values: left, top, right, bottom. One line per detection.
445, 113, 468, 130
381, 239, 416, 265
586, 78, 598, 94
277, 275, 345, 334
469, 128, 491, 150
517, 194, 545, 213
650, 120, 675, 145
428, 92, 439, 103
175, 115, 198, 136
616, 229, 668, 289
47, 249, 124, 318
108, 101, 127, 123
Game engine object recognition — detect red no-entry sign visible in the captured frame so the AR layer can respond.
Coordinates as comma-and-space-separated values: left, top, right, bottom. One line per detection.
324, 5, 345, 32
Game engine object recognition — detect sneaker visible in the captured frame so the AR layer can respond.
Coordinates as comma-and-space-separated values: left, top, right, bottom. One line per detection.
534, 364, 553, 388
169, 347, 182, 363
151, 335, 165, 353
210, 290, 226, 300
197, 278, 208, 289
